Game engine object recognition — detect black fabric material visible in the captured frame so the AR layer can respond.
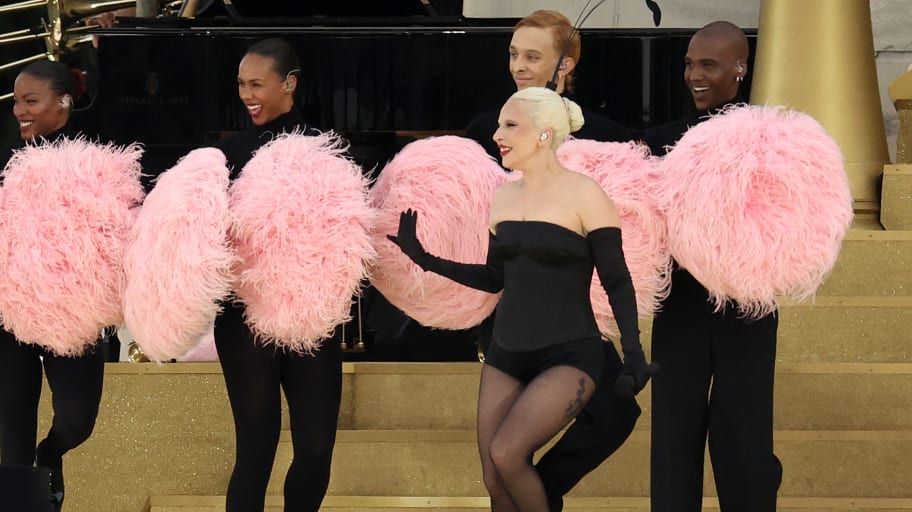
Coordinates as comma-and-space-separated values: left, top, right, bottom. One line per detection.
465, 104, 632, 163
0, 465, 55, 512
588, 227, 656, 397
0, 331, 104, 469
642, 94, 746, 157
393, 217, 641, 509
461, 104, 640, 511
215, 302, 342, 512
484, 336, 604, 386
650, 269, 781, 511
215, 108, 319, 179
645, 93, 782, 511
212, 108, 342, 512
588, 227, 639, 351
387, 209, 504, 293
491, 221, 601, 352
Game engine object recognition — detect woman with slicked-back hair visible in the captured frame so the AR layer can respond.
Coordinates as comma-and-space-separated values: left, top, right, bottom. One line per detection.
1, 59, 115, 512
212, 38, 343, 512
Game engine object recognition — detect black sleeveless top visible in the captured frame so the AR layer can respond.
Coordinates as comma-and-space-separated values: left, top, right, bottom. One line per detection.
492, 221, 602, 351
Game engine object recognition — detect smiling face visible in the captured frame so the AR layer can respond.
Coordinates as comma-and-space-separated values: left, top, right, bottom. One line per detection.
237, 52, 294, 126
12, 73, 69, 141
493, 98, 543, 170
684, 33, 743, 111
509, 26, 564, 92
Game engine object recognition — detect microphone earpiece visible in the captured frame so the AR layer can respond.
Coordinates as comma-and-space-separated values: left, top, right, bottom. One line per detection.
539, 133, 548, 141
59, 95, 72, 108
284, 82, 293, 91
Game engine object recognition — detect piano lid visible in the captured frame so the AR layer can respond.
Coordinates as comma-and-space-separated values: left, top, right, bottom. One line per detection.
115, 0, 469, 27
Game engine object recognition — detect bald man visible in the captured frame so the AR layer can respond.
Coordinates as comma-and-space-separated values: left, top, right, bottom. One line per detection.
644, 21, 783, 512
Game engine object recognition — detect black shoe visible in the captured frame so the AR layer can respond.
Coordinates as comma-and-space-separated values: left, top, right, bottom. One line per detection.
36, 443, 64, 512
47, 466, 64, 511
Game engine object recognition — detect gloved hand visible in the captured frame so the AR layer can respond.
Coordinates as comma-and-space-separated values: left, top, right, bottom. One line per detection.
387, 208, 431, 269
614, 348, 659, 397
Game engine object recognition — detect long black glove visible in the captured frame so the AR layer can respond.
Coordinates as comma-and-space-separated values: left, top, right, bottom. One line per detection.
589, 226, 659, 397
387, 209, 504, 293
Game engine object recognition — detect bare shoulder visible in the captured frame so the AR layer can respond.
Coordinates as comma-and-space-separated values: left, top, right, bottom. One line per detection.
569, 172, 621, 231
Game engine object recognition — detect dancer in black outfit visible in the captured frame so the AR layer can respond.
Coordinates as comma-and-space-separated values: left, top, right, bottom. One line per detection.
462, 11, 640, 511
391, 86, 655, 512
644, 21, 783, 512
0, 60, 104, 512
213, 38, 342, 512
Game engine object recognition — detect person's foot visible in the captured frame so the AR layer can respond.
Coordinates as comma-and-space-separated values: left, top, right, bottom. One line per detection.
36, 442, 64, 511
47, 465, 64, 511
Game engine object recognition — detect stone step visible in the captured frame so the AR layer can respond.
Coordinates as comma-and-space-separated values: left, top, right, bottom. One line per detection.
776, 297, 912, 363
47, 363, 912, 511
262, 430, 912, 499
347, 362, 912, 431
880, 164, 912, 231
633, 297, 912, 364
148, 495, 912, 512
816, 225, 911, 297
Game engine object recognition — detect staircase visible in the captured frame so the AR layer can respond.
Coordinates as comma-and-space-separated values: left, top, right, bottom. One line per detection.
38, 211, 912, 511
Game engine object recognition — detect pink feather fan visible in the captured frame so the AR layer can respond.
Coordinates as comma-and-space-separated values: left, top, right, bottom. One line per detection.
0, 137, 144, 356
123, 148, 234, 362
178, 325, 218, 362
557, 139, 672, 337
370, 136, 508, 329
657, 105, 853, 317
230, 132, 375, 353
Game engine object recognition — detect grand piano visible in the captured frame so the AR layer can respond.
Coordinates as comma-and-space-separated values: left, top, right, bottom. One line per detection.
88, 0, 756, 360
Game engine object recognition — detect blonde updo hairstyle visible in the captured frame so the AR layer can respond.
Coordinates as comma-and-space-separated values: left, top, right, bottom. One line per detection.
510, 86, 585, 150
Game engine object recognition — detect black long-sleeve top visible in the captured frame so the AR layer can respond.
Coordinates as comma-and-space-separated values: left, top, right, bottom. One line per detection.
215, 109, 319, 179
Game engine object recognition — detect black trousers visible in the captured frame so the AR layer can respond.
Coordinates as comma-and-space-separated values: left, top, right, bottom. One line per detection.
536, 340, 641, 511
215, 302, 343, 512
0, 330, 104, 468
651, 269, 781, 512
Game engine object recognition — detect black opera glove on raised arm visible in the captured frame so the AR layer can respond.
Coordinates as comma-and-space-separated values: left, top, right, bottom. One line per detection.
387, 209, 431, 269
588, 227, 659, 397
387, 209, 504, 293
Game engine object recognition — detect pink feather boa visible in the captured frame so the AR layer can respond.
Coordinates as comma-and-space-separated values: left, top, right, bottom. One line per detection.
557, 139, 672, 337
657, 105, 853, 317
0, 137, 144, 355
230, 132, 375, 353
370, 136, 507, 329
123, 148, 235, 362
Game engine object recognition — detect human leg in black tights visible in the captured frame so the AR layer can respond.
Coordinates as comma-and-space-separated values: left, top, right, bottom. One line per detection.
282, 339, 342, 512
479, 364, 595, 512
216, 302, 344, 512
0, 331, 43, 465
535, 341, 640, 511
215, 303, 283, 512
0, 329, 104, 510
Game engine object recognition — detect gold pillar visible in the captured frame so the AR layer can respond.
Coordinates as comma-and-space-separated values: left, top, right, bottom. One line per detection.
750, 0, 890, 211
891, 69, 912, 164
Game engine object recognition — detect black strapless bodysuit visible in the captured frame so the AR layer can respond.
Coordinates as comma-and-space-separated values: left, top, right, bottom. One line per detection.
492, 221, 602, 351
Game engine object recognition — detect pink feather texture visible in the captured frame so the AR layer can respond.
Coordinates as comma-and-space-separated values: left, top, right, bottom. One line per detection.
178, 325, 218, 362
370, 136, 507, 329
0, 138, 144, 355
657, 105, 853, 317
230, 132, 375, 353
557, 139, 672, 337
123, 148, 235, 362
